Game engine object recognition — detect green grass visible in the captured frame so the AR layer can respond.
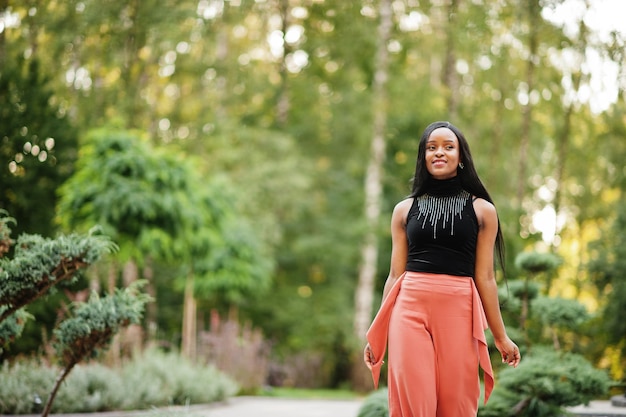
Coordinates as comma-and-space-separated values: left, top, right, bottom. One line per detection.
259, 387, 362, 400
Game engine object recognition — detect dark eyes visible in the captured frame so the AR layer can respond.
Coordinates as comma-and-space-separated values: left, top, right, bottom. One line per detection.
426, 145, 455, 151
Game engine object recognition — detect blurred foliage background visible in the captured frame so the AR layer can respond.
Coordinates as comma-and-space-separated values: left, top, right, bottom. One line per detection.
1, 0, 625, 395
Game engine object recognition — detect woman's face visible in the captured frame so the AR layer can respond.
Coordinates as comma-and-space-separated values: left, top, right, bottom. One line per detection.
424, 127, 461, 180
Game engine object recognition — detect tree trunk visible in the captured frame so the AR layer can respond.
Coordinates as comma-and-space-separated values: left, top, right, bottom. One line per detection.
0, 0, 7, 66
276, 0, 291, 127
488, 59, 508, 187
516, 1, 539, 222
442, 0, 459, 119
181, 272, 197, 360
103, 262, 120, 366
213, 6, 230, 122
118, 260, 142, 358
143, 259, 158, 341
24, 0, 39, 58
41, 363, 75, 417
352, 0, 392, 390
549, 103, 572, 258
551, 326, 560, 351
121, 0, 144, 129
552, 17, 587, 253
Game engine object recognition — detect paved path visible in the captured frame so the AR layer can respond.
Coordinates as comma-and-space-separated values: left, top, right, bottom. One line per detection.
194, 397, 363, 417
196, 397, 625, 417
159, 397, 626, 417
9, 396, 626, 417
18, 397, 365, 417
567, 400, 626, 417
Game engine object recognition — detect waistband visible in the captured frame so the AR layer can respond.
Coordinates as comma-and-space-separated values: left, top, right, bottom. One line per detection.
403, 270, 472, 283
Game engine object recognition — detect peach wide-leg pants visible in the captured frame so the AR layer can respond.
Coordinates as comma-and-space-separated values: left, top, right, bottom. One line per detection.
366, 272, 494, 417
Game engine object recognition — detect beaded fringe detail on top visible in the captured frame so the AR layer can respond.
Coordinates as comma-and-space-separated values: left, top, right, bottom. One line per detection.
416, 190, 470, 239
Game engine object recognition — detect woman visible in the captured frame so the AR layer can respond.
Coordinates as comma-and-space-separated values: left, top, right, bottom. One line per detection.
363, 121, 520, 417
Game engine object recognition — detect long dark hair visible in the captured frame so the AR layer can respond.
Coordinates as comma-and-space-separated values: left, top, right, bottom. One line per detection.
410, 121, 506, 272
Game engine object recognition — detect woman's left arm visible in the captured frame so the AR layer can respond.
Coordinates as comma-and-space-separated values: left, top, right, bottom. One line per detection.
473, 198, 520, 368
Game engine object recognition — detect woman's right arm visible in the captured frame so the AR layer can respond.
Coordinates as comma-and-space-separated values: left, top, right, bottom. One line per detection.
364, 198, 411, 369
381, 198, 411, 301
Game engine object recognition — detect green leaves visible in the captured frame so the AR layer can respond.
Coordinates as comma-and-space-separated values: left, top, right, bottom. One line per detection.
587, 202, 626, 345
0, 228, 117, 323
480, 347, 611, 417
0, 308, 32, 350
357, 388, 389, 417
0, 211, 117, 351
193, 217, 273, 306
0, 209, 151, 415
59, 130, 194, 263
0, 56, 78, 238
531, 296, 588, 330
57, 128, 274, 307
53, 282, 151, 366
515, 252, 562, 274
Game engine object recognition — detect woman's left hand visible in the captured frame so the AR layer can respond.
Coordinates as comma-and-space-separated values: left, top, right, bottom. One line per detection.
495, 337, 521, 368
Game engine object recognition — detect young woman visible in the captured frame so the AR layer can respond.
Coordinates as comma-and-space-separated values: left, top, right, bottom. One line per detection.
364, 121, 520, 417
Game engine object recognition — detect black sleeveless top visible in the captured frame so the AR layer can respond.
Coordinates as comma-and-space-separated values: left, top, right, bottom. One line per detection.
405, 176, 478, 277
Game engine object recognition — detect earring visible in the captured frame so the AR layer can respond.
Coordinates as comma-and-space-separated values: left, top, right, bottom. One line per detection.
459, 162, 464, 169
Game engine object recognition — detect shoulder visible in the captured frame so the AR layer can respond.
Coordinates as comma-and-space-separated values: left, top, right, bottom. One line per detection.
392, 198, 414, 226
472, 197, 497, 227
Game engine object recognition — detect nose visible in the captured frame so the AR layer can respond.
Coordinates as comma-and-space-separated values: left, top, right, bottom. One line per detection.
434, 147, 444, 156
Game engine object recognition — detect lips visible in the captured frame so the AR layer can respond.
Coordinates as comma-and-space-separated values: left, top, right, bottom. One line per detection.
432, 160, 446, 166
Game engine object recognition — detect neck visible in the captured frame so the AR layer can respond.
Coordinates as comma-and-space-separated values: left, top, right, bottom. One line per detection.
424, 175, 462, 197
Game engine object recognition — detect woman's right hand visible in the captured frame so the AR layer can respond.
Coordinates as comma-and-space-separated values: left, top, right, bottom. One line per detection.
363, 343, 376, 370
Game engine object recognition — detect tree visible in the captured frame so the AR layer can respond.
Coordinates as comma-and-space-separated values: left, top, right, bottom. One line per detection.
478, 347, 610, 417
514, 251, 561, 337
354, 0, 393, 352
56, 128, 201, 343
180, 182, 273, 359
57, 129, 198, 258
514, 0, 540, 214
0, 211, 115, 347
588, 201, 626, 355
56, 128, 272, 359
531, 296, 588, 350
0, 56, 78, 237
0, 211, 149, 417
42, 284, 150, 417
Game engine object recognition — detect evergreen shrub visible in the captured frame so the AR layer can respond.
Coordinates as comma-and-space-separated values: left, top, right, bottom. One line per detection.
0, 349, 238, 414
479, 346, 611, 417
357, 388, 389, 417
52, 363, 124, 412
118, 349, 239, 409
0, 360, 56, 414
